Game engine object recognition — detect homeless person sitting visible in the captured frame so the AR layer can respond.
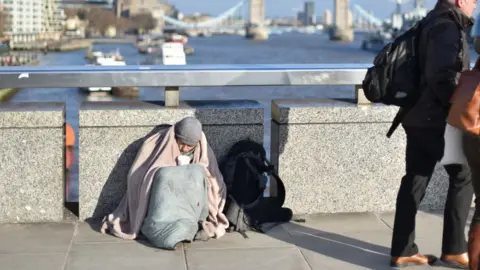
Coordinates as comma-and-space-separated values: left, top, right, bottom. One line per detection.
101, 117, 229, 249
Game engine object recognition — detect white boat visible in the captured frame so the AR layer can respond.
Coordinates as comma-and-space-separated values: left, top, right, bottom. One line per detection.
80, 58, 127, 93
86, 49, 123, 64
95, 56, 126, 66
167, 33, 188, 44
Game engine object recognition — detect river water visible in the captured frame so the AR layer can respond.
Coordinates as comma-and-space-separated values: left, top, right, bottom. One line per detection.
7, 32, 478, 202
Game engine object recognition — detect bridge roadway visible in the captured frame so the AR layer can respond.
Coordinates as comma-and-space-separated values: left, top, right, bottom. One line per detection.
0, 64, 470, 269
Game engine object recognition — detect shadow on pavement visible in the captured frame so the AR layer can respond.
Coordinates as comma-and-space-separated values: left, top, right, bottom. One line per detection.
269, 221, 391, 269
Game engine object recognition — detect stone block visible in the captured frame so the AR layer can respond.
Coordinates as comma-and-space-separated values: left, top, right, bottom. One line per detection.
0, 102, 64, 223
79, 100, 264, 220
271, 99, 452, 214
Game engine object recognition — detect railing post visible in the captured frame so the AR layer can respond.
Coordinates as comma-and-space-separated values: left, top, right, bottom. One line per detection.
355, 84, 371, 106
164, 86, 180, 107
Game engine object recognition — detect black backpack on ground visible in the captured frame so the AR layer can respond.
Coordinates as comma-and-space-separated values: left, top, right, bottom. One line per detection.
219, 140, 293, 238
362, 10, 452, 137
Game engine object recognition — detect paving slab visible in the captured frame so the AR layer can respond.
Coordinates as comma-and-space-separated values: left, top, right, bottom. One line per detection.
284, 213, 392, 269
379, 210, 476, 269
0, 222, 75, 254
379, 210, 471, 244
73, 221, 130, 244
0, 253, 66, 270
187, 223, 294, 250
185, 247, 310, 270
66, 242, 186, 270
286, 212, 389, 233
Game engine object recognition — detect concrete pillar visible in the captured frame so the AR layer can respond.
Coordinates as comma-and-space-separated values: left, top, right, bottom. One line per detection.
330, 0, 354, 42
270, 99, 454, 214
246, 0, 269, 40
245, 25, 269, 40
0, 102, 65, 223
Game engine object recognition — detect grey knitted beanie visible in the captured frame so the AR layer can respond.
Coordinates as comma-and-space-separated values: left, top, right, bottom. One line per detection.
174, 117, 202, 146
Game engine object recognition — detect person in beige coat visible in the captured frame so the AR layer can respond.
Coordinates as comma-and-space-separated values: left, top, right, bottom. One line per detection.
466, 38, 480, 270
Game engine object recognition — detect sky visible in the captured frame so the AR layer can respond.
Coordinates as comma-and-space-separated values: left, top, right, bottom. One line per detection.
167, 0, 441, 19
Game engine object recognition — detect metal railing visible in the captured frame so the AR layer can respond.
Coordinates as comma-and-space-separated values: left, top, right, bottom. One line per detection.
0, 64, 371, 106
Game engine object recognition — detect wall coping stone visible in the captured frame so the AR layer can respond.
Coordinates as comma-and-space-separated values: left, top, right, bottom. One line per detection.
272, 99, 399, 124
0, 102, 65, 128
80, 100, 264, 127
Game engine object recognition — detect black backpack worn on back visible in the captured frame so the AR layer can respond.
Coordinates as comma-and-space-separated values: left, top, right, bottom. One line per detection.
220, 140, 292, 238
362, 10, 451, 137
362, 20, 426, 108
362, 10, 455, 107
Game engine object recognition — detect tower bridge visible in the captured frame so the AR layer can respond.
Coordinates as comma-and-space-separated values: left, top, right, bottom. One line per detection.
160, 0, 372, 41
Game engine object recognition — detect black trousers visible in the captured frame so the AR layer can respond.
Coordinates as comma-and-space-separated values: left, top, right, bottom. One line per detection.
463, 132, 480, 227
391, 126, 473, 257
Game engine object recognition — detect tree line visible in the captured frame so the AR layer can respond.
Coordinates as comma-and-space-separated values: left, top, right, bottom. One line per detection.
64, 7, 157, 35
0, 7, 157, 37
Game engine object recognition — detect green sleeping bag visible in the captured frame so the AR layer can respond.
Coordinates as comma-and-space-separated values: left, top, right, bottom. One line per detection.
141, 164, 209, 249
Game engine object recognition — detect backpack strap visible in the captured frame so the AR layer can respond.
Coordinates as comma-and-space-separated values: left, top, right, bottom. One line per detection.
224, 194, 265, 238
262, 158, 286, 205
224, 195, 250, 238
237, 152, 267, 210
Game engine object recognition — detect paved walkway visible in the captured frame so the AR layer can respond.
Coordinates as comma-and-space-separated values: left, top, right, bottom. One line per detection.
0, 210, 473, 270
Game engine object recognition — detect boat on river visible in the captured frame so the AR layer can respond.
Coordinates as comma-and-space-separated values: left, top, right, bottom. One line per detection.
85, 48, 123, 63
80, 54, 139, 97
80, 56, 126, 93
140, 43, 194, 56
137, 33, 193, 55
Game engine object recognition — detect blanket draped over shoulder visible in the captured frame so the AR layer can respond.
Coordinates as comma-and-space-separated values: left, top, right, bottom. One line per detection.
101, 125, 229, 239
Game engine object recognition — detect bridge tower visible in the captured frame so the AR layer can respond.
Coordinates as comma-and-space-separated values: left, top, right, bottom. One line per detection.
246, 0, 269, 40
330, 0, 354, 42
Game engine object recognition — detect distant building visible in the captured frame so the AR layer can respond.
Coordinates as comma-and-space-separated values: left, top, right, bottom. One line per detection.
414, 0, 424, 8
303, 1, 315, 26
58, 0, 113, 10
323, 9, 332, 27
297, 11, 305, 25
44, 0, 64, 33
84, 0, 114, 7
0, 0, 63, 35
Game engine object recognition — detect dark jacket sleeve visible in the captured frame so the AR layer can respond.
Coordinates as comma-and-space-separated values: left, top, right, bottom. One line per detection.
424, 21, 462, 108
